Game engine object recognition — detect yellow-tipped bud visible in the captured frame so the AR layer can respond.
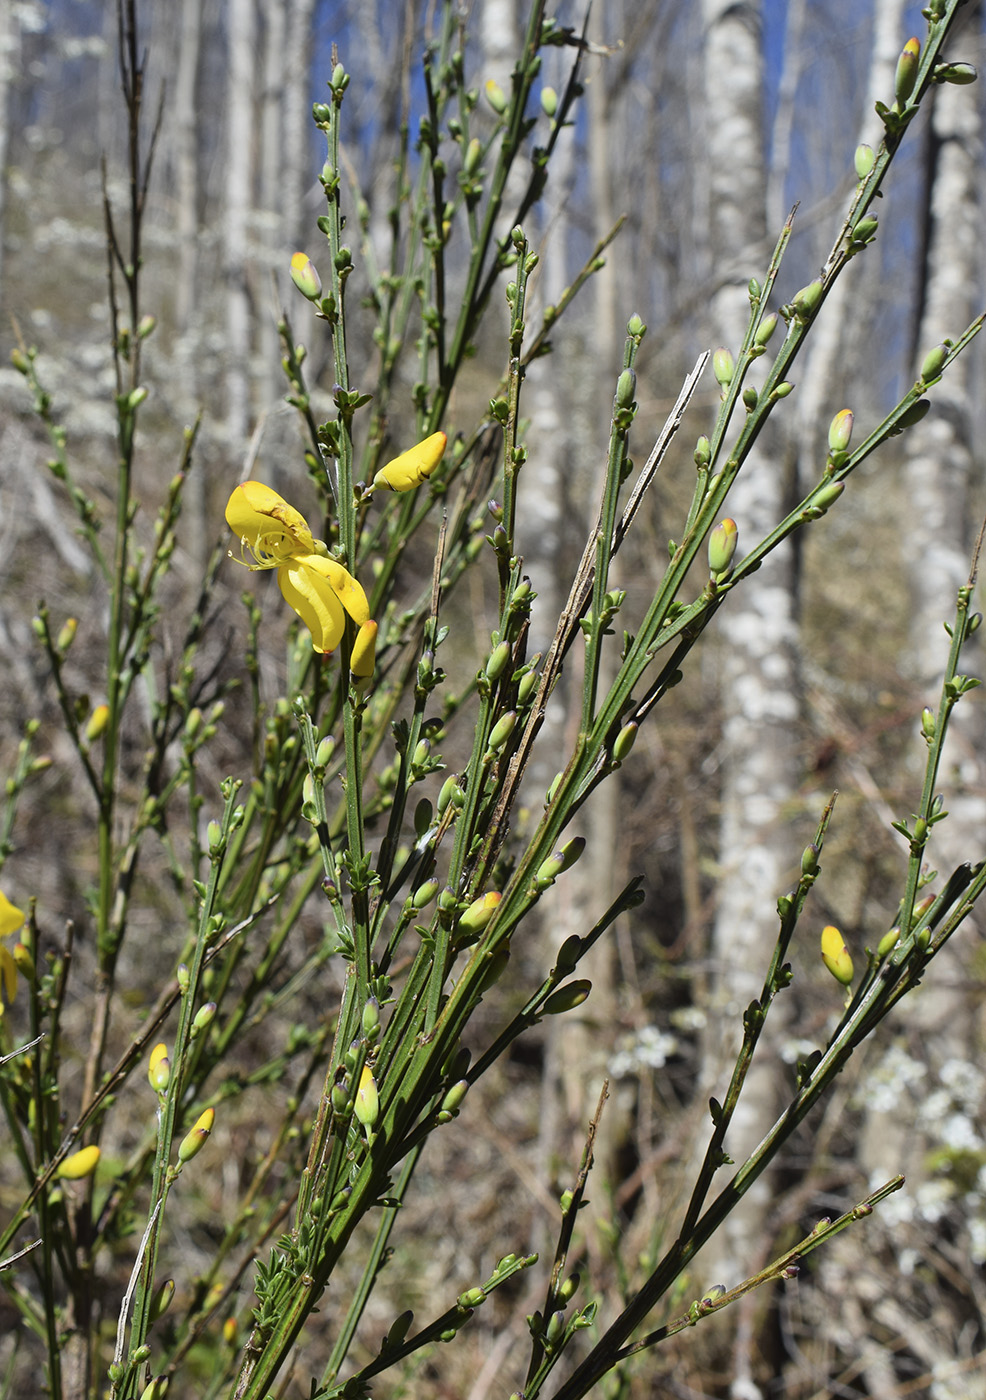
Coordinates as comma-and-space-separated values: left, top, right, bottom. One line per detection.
459, 891, 501, 936
289, 251, 322, 301
373, 431, 447, 492
148, 1042, 171, 1093
56, 1145, 101, 1180
827, 409, 854, 455
820, 925, 854, 986
354, 1064, 379, 1132
178, 1108, 214, 1163
485, 78, 507, 113
708, 518, 738, 576
57, 618, 78, 652
894, 37, 921, 107
85, 704, 110, 743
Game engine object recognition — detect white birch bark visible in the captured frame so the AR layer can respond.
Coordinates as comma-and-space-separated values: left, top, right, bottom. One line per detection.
224, 0, 257, 449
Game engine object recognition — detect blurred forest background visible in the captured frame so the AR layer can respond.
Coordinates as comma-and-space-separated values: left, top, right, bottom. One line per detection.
2, 0, 986, 1395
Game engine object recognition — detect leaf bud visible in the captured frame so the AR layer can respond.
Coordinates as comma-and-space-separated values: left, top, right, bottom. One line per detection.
354, 1065, 379, 1132
542, 979, 591, 1015
754, 312, 778, 347
894, 37, 921, 108
485, 78, 507, 113
712, 346, 734, 388
854, 142, 876, 180
85, 704, 110, 743
459, 891, 501, 936
56, 1145, 101, 1180
820, 925, 854, 986
827, 409, 854, 455
148, 1042, 171, 1093
178, 1107, 215, 1163
627, 313, 646, 338
919, 343, 947, 384
708, 518, 738, 576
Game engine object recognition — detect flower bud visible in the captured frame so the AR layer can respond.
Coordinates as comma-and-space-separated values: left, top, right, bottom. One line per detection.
854, 143, 876, 180
934, 61, 977, 85
771, 381, 795, 400
354, 1065, 379, 1132
708, 518, 738, 576
85, 704, 110, 743
290, 252, 322, 301
877, 926, 900, 958
921, 706, 936, 740
56, 1145, 101, 1180
463, 137, 482, 176
57, 618, 78, 653
820, 925, 854, 986
540, 86, 558, 117
12, 942, 34, 981
437, 774, 465, 815
919, 343, 947, 384
485, 79, 507, 113
191, 1001, 217, 1036
694, 435, 711, 469
148, 1042, 171, 1093
459, 891, 501, 936
138, 1378, 169, 1400
536, 836, 585, 888
486, 710, 516, 754
613, 721, 638, 762
373, 431, 447, 492
792, 280, 823, 320
127, 386, 149, 411
542, 979, 591, 1015
485, 640, 511, 683
827, 409, 854, 455
350, 619, 377, 681
412, 879, 440, 910
149, 1278, 175, 1324
894, 37, 921, 107
178, 1107, 215, 1163
712, 347, 734, 388
439, 1079, 469, 1119
754, 312, 778, 348
810, 479, 845, 514
615, 369, 636, 409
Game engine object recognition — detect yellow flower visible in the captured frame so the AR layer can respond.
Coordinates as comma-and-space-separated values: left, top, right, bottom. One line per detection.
225, 482, 369, 655
372, 432, 447, 492
0, 891, 25, 1009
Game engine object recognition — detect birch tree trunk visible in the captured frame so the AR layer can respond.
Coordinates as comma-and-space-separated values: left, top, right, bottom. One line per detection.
224, 0, 257, 449
700, 7, 801, 1393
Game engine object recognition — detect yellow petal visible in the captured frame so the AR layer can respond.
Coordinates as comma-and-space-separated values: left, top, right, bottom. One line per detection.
0, 890, 25, 939
301, 554, 370, 626
0, 945, 17, 1003
225, 482, 315, 556
373, 431, 447, 492
278, 562, 346, 653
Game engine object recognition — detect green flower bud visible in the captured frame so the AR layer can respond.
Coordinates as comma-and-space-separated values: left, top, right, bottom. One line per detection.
891, 399, 931, 435
315, 736, 335, 768
127, 386, 149, 410
613, 721, 638, 762
921, 706, 936, 740
694, 435, 711, 469
801, 843, 819, 877
485, 640, 511, 682
712, 346, 734, 388
545, 771, 563, 805
877, 926, 900, 958
615, 369, 636, 409
828, 409, 854, 454
437, 775, 465, 815
626, 314, 646, 338
792, 280, 823, 320
894, 37, 921, 108
362, 996, 380, 1039
934, 61, 977, 85
742, 385, 758, 410
811, 479, 845, 513
191, 1002, 216, 1036
439, 1079, 469, 1118
854, 143, 876, 180
919, 343, 947, 383
545, 1310, 566, 1346
463, 137, 482, 176
486, 710, 516, 754
138, 1378, 169, 1400
820, 925, 853, 986
412, 879, 440, 910
458, 1287, 486, 1310
517, 668, 539, 705
754, 312, 778, 347
542, 979, 591, 1015
207, 820, 223, 855
851, 214, 878, 245
557, 1271, 580, 1303
771, 381, 795, 400
540, 86, 558, 117
57, 618, 78, 653
536, 836, 586, 889
708, 518, 738, 576
148, 1278, 175, 1324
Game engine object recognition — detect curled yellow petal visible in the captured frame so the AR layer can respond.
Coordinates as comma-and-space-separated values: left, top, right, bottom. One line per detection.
57, 1145, 101, 1180
278, 562, 346, 654
303, 554, 370, 626
373, 431, 447, 492
0, 890, 25, 939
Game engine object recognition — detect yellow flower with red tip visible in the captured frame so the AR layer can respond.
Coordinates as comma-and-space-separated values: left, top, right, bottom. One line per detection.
225, 482, 370, 656
0, 890, 26, 1010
